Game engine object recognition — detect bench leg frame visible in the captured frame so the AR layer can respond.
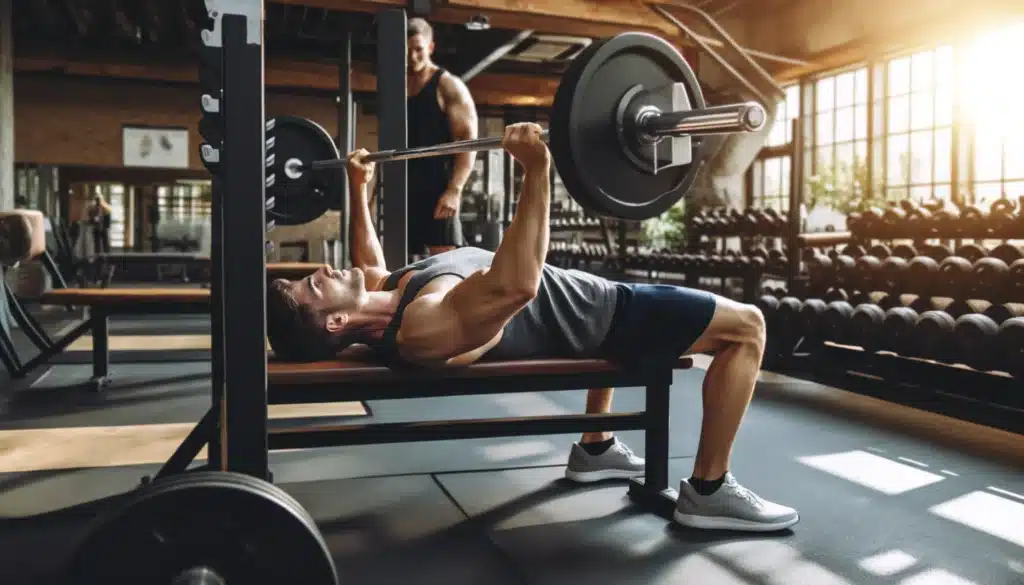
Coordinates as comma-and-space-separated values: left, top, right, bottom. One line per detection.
88, 310, 111, 391
627, 381, 679, 520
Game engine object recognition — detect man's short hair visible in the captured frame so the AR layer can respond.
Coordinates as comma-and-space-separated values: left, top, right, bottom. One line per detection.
266, 279, 349, 362
407, 17, 432, 39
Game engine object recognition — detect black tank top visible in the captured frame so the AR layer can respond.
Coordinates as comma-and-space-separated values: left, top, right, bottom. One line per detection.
367, 247, 620, 369
407, 68, 454, 200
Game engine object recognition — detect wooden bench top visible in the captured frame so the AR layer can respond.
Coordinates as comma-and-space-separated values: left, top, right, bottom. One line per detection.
41, 287, 211, 305
268, 353, 693, 385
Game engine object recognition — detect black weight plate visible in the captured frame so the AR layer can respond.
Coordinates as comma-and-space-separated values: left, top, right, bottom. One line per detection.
64, 471, 338, 585
270, 116, 343, 226
549, 32, 704, 221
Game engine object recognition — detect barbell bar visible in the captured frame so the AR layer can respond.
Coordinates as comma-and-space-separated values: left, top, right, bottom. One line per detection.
266, 31, 771, 225
286, 102, 764, 174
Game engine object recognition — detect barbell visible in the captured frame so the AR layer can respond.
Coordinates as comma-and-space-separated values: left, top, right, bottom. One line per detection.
267, 32, 768, 226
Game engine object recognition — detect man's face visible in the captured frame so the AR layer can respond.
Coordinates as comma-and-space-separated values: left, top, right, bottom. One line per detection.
408, 34, 433, 73
287, 265, 367, 333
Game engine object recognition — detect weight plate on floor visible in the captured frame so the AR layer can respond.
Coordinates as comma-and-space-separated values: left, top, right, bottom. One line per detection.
549, 32, 705, 221
270, 116, 343, 225
63, 471, 338, 585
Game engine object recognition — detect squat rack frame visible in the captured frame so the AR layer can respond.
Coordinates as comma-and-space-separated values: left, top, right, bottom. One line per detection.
203, 0, 270, 479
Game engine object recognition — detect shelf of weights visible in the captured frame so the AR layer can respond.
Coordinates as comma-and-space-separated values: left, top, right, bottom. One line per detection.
777, 196, 1024, 431
542, 170, 635, 276
617, 207, 794, 304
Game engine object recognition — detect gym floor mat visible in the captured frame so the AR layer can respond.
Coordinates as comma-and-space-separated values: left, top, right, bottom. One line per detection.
0, 401, 367, 473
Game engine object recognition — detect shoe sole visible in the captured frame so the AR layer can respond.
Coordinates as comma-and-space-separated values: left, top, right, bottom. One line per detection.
564, 468, 645, 483
673, 510, 799, 532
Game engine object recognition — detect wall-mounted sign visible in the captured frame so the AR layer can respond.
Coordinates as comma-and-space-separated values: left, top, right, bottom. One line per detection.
123, 125, 189, 169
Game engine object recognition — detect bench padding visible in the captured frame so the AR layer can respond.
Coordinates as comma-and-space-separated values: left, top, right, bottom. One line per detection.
269, 352, 693, 385
40, 288, 211, 305
0, 210, 46, 266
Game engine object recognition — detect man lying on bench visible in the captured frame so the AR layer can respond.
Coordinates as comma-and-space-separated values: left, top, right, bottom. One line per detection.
266, 123, 799, 533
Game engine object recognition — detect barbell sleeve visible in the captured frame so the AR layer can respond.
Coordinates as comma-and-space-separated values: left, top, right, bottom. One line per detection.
638, 101, 767, 138
306, 100, 766, 171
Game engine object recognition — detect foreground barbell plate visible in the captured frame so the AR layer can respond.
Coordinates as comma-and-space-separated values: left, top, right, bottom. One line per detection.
271, 116, 343, 226
549, 32, 706, 221
63, 471, 338, 585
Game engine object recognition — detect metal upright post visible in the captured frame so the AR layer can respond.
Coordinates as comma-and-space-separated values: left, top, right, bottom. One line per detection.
337, 31, 352, 267
378, 10, 408, 267
218, 3, 269, 480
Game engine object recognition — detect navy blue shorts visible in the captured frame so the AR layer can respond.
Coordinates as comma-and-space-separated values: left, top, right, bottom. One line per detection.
598, 283, 717, 370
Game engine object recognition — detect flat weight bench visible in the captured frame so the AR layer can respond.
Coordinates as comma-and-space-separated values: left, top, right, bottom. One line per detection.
271, 353, 693, 519
36, 288, 210, 389
157, 350, 693, 519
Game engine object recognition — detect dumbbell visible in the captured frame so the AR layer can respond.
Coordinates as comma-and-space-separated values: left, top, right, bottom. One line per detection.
972, 257, 1009, 296
996, 317, 1024, 379
798, 298, 828, 349
761, 208, 788, 235
774, 296, 804, 360
903, 202, 935, 238
937, 256, 974, 296
821, 300, 855, 344
831, 254, 857, 289
989, 198, 1018, 238
849, 303, 886, 352
757, 294, 782, 367
841, 243, 867, 258
952, 313, 1001, 371
952, 303, 1024, 372
932, 202, 962, 236
882, 305, 919, 356
955, 244, 987, 264
891, 244, 918, 260
880, 255, 909, 291
903, 255, 939, 295
912, 310, 957, 362
1007, 259, 1024, 297
881, 205, 907, 238
990, 243, 1024, 265
823, 288, 850, 303
867, 244, 892, 260
854, 255, 884, 292
958, 203, 987, 237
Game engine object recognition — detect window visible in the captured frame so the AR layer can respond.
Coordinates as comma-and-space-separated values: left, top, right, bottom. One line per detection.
961, 22, 1024, 206
753, 156, 792, 211
95, 184, 127, 250
766, 85, 801, 147
810, 68, 869, 195
880, 46, 954, 203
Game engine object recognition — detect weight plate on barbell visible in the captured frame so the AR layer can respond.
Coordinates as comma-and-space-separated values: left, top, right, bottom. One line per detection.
549, 32, 705, 221
270, 116, 343, 226
62, 471, 338, 585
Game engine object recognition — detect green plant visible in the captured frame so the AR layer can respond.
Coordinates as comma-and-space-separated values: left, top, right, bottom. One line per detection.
641, 199, 688, 249
805, 157, 883, 214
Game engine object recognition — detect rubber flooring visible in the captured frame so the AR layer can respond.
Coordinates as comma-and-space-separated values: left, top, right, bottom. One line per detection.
0, 317, 1022, 585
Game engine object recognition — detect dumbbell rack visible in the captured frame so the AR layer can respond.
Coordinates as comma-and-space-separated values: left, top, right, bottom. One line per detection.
765, 199, 1024, 433
625, 206, 792, 303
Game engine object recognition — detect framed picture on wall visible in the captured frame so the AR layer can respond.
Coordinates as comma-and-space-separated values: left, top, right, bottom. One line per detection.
123, 125, 189, 169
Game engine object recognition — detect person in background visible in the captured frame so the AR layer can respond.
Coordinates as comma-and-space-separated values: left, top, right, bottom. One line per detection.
87, 194, 112, 254
401, 17, 479, 258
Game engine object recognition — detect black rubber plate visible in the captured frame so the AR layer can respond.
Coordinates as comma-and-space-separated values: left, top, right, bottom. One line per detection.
549, 32, 706, 221
269, 116, 343, 226
63, 471, 338, 585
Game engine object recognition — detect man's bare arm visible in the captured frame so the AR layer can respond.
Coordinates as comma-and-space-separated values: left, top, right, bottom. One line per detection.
398, 124, 551, 360
347, 155, 390, 290
440, 74, 479, 195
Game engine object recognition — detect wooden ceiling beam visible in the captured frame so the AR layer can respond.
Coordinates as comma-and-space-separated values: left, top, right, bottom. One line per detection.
13, 52, 559, 106
270, 0, 689, 44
